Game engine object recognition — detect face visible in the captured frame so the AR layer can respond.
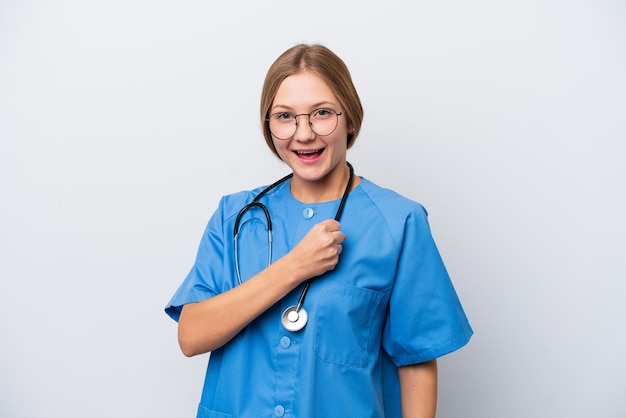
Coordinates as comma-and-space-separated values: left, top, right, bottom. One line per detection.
270, 70, 351, 188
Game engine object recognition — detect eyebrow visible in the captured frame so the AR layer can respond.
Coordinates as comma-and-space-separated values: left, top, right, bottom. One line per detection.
271, 101, 339, 112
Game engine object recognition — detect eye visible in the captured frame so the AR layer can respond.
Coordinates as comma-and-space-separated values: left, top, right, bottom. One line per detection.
313, 108, 334, 119
273, 112, 294, 122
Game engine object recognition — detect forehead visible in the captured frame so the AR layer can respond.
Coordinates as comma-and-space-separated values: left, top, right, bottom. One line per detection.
272, 71, 338, 109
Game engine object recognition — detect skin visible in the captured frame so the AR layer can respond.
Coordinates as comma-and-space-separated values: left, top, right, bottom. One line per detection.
268, 70, 360, 203
399, 360, 438, 418
178, 70, 437, 417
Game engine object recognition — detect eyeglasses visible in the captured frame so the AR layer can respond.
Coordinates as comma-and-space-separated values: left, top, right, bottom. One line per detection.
266, 108, 344, 140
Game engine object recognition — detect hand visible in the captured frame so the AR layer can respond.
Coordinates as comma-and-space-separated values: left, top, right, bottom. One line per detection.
288, 219, 346, 282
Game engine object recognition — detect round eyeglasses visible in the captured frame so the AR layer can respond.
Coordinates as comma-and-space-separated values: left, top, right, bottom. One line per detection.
266, 108, 344, 140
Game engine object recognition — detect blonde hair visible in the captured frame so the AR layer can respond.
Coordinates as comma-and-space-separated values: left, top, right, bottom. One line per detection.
260, 44, 364, 158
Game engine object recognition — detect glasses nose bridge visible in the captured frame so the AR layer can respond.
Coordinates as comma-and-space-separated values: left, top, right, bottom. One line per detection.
293, 112, 313, 127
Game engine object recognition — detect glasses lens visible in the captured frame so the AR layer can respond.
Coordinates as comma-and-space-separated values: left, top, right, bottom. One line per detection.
268, 112, 296, 140
310, 109, 338, 136
268, 109, 339, 140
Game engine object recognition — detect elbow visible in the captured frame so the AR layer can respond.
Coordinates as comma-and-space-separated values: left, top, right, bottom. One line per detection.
178, 329, 206, 357
177, 304, 209, 357
178, 323, 219, 356
177, 304, 224, 356
179, 342, 200, 358
179, 334, 222, 357
178, 334, 195, 357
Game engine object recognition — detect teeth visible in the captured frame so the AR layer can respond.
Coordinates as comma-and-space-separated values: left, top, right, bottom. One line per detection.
297, 149, 320, 155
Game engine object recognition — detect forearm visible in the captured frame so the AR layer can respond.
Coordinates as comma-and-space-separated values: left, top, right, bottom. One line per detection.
178, 219, 345, 356
398, 359, 438, 418
178, 255, 303, 356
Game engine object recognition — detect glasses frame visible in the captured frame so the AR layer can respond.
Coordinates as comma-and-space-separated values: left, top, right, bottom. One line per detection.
266, 108, 344, 140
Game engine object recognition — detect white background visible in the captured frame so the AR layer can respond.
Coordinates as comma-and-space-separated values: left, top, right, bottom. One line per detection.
1, 1, 625, 417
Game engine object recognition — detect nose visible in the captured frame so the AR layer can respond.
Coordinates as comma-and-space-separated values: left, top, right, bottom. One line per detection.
293, 114, 315, 141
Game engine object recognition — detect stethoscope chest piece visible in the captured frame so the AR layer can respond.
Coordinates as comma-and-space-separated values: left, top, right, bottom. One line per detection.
281, 306, 308, 332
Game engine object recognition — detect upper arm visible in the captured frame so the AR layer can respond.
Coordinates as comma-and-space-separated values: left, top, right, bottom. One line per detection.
398, 360, 438, 418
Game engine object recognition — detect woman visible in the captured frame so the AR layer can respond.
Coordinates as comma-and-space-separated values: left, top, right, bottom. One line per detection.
166, 44, 472, 418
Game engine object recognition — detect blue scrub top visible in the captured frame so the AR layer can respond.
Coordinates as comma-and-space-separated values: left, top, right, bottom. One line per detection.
166, 178, 473, 418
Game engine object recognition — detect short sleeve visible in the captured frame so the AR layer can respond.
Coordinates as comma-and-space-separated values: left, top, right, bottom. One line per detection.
382, 206, 473, 366
164, 197, 227, 322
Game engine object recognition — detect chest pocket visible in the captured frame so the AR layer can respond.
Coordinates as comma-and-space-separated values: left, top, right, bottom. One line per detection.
314, 284, 385, 368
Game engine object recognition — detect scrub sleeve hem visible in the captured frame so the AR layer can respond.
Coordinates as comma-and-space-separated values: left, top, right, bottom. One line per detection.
392, 327, 473, 367
165, 289, 213, 322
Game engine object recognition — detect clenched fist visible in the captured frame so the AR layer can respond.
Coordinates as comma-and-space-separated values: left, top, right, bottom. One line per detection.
286, 219, 346, 283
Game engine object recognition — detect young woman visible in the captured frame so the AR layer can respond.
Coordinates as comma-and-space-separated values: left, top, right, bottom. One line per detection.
166, 44, 472, 418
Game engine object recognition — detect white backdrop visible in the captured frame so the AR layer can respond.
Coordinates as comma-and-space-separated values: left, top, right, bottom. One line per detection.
1, 1, 625, 417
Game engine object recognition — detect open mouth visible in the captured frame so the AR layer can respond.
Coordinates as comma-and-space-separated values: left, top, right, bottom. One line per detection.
294, 148, 325, 159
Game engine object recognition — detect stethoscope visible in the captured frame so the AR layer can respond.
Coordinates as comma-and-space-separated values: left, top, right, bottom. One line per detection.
233, 162, 354, 332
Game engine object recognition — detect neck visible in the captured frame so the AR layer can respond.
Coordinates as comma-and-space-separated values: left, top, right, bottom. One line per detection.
290, 163, 357, 203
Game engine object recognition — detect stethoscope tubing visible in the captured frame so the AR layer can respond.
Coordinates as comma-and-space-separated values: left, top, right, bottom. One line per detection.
293, 163, 353, 312
233, 162, 354, 330
233, 174, 292, 285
